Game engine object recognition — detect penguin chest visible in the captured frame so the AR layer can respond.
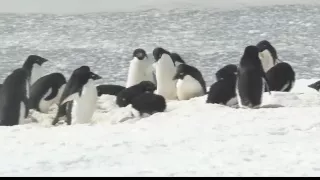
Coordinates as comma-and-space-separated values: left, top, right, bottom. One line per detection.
30, 64, 43, 85
259, 50, 275, 73
176, 75, 204, 100
155, 56, 177, 99
18, 101, 27, 125
71, 80, 98, 124
126, 59, 153, 87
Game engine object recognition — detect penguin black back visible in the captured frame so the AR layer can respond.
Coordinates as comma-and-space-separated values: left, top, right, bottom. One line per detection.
173, 63, 207, 93
131, 93, 166, 116
265, 62, 295, 92
116, 81, 156, 107
0, 68, 29, 126
215, 64, 238, 81
29, 72, 66, 112
96, 84, 126, 97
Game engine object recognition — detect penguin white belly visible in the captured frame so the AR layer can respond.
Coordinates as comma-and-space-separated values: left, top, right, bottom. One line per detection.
39, 88, 54, 113
19, 101, 26, 125
259, 50, 274, 73
30, 64, 43, 85
155, 55, 177, 100
71, 80, 98, 124
126, 58, 155, 88
176, 75, 204, 100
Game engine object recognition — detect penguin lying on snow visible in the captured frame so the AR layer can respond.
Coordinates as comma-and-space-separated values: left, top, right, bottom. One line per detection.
131, 93, 167, 117
29, 72, 67, 113
52, 66, 102, 126
173, 63, 206, 100
206, 64, 238, 105
116, 81, 156, 107
0, 68, 29, 126
265, 62, 295, 92
236, 45, 271, 109
126, 48, 156, 88
96, 84, 126, 97
256, 40, 280, 73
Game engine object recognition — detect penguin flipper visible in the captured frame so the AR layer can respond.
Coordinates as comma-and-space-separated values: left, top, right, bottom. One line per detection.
44, 87, 59, 101
23, 97, 29, 118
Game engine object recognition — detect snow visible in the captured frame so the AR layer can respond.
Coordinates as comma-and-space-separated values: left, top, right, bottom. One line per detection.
1, 0, 320, 177
1, 79, 320, 176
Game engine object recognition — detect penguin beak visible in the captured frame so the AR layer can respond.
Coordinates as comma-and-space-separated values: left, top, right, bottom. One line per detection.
37, 57, 48, 65
90, 72, 102, 80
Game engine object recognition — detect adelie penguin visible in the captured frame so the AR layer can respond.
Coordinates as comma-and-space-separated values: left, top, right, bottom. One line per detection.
265, 62, 295, 92
173, 63, 206, 100
52, 66, 102, 125
28, 72, 67, 113
126, 48, 156, 88
256, 40, 280, 72
152, 47, 178, 100
206, 64, 238, 105
22, 55, 49, 86
0, 68, 29, 126
116, 81, 156, 108
236, 45, 271, 109
131, 93, 166, 117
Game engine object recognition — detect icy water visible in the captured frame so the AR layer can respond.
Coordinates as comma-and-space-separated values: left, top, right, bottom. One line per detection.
0, 4, 319, 86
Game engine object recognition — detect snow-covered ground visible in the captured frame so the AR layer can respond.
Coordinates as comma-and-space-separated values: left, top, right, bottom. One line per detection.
1, 0, 320, 177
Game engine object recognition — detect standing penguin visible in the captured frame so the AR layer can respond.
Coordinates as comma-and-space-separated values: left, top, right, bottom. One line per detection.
173, 63, 207, 100
22, 55, 49, 85
236, 45, 271, 109
0, 68, 29, 126
256, 40, 279, 72
126, 48, 156, 88
52, 66, 102, 125
153, 47, 178, 100
265, 62, 295, 92
206, 64, 238, 105
29, 72, 67, 113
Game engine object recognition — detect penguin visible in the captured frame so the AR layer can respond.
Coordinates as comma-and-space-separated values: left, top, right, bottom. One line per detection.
116, 81, 156, 107
0, 68, 29, 126
126, 48, 156, 88
170, 52, 186, 66
52, 66, 102, 125
256, 40, 280, 72
265, 62, 295, 92
173, 63, 207, 100
28, 73, 67, 113
308, 80, 320, 91
152, 47, 178, 100
236, 45, 271, 109
96, 84, 126, 97
131, 93, 166, 116
22, 55, 49, 85
206, 64, 238, 105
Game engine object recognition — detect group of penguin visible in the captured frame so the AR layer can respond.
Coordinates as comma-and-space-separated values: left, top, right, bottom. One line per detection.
0, 39, 319, 127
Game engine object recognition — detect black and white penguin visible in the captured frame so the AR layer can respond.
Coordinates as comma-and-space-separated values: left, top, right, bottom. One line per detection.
256, 40, 280, 72
308, 80, 320, 91
22, 55, 48, 85
152, 47, 178, 100
206, 64, 238, 105
236, 45, 271, 109
0, 68, 29, 126
96, 84, 126, 97
173, 63, 206, 100
265, 62, 295, 92
52, 66, 102, 125
116, 81, 156, 108
29, 73, 67, 113
131, 93, 166, 117
126, 48, 156, 88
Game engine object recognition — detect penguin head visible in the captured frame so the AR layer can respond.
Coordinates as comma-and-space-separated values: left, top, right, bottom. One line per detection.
215, 64, 238, 81
170, 52, 186, 65
153, 47, 171, 62
240, 45, 261, 66
138, 81, 156, 93
172, 64, 193, 80
26, 55, 48, 66
73, 66, 102, 85
133, 48, 148, 60
256, 40, 278, 60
